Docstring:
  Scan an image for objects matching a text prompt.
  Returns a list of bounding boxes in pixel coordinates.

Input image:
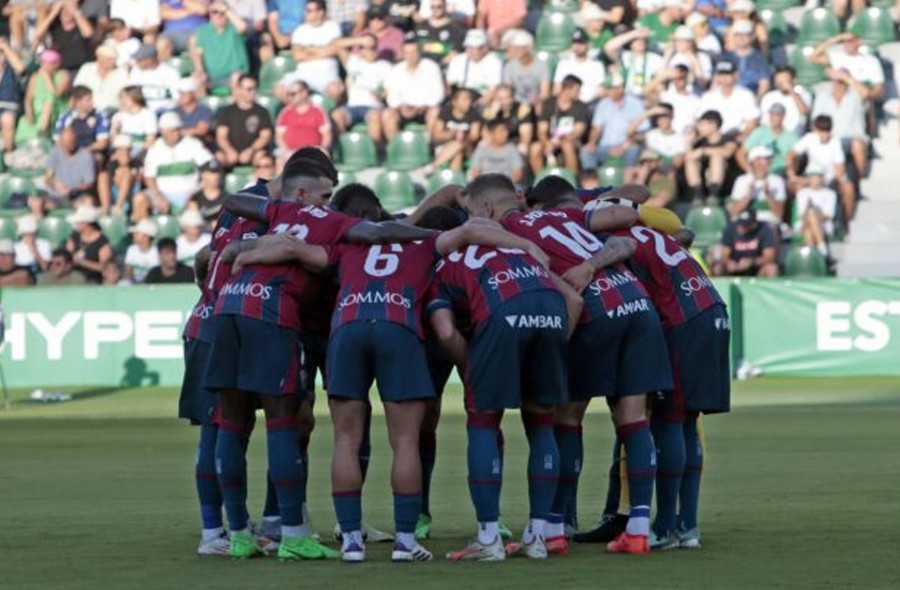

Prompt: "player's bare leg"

[330,397,368,562]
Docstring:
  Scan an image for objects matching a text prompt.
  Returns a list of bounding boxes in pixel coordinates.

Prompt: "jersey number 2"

[630,226,688,267]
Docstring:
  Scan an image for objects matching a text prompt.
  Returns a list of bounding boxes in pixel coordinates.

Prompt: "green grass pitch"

[2,378,899,590]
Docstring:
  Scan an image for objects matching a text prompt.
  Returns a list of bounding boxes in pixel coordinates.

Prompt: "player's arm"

[550,272,584,339]
[232,236,328,274]
[345,220,437,244]
[585,205,639,232]
[430,308,468,370]
[401,184,465,226]
[223,192,269,221]
[194,246,211,286]
[435,220,550,269]
[561,236,638,293]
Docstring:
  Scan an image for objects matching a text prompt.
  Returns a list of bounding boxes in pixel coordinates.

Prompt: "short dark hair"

[52,248,73,263]
[283,147,339,186]
[699,109,723,128]
[157,237,177,253]
[418,206,463,231]
[813,115,832,132]
[331,183,390,221]
[307,0,326,11]
[775,65,795,77]
[485,117,508,132]
[237,73,257,87]
[561,74,583,88]
[526,175,577,208]
[464,174,516,203]
[71,86,92,101]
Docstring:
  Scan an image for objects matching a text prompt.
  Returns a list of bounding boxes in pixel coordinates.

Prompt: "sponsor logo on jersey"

[487,264,549,289]
[715,317,731,331]
[192,304,213,320]
[504,314,563,329]
[680,275,714,296]
[220,282,274,300]
[338,291,412,310]
[588,270,638,295]
[605,298,650,318]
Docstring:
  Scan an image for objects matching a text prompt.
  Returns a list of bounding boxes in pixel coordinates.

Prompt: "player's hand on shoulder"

[561,261,595,294]
[526,243,551,271]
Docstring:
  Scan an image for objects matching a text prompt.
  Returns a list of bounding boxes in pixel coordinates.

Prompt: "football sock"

[478,521,499,545]
[359,402,372,482]
[602,438,623,517]
[419,430,437,517]
[342,530,363,551]
[196,423,223,531]
[333,489,362,534]
[396,531,415,549]
[467,413,503,524]
[522,411,559,523]
[266,416,305,527]
[201,526,224,543]
[549,424,582,528]
[522,519,546,544]
[215,418,250,532]
[394,492,421,535]
[263,474,279,519]
[618,419,655,537]
[651,416,686,536]
[680,413,704,531]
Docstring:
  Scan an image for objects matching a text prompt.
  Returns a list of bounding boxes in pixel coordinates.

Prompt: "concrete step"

[838,261,900,278]
[837,243,900,262]
[852,204,900,224]
[846,223,899,243]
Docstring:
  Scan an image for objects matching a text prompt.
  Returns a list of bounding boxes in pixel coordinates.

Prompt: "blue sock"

[522,411,559,521]
[333,489,362,533]
[394,492,422,534]
[266,417,306,527]
[680,413,703,531]
[263,474,279,518]
[618,419,656,537]
[602,438,623,517]
[419,431,437,517]
[467,414,502,523]
[359,402,372,483]
[215,418,249,531]
[651,416,686,535]
[549,424,582,526]
[196,424,223,530]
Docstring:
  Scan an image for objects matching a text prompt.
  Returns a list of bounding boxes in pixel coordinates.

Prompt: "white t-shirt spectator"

[794,186,837,233]
[143,137,214,208]
[445,52,503,95]
[759,88,812,135]
[176,233,212,265]
[731,172,787,223]
[554,56,606,103]
[14,238,53,269]
[129,63,181,113]
[698,85,760,135]
[660,86,702,135]
[790,133,845,182]
[645,128,686,159]
[620,51,664,97]
[666,51,713,85]
[74,64,129,112]
[124,244,160,283]
[289,20,342,94]
[226,0,267,25]
[697,33,722,56]
[345,54,393,108]
[385,59,446,108]
[114,37,142,68]
[827,48,885,87]
[112,108,159,151]
[110,0,161,32]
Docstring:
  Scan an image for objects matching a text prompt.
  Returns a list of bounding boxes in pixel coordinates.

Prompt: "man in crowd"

[145,237,196,284]
[215,74,273,168]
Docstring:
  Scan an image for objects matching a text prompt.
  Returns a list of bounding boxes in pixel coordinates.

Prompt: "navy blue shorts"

[203,314,306,397]
[301,332,329,395]
[568,298,673,401]
[178,338,218,425]
[465,291,568,412]
[425,337,455,396]
[665,304,731,415]
[327,320,435,403]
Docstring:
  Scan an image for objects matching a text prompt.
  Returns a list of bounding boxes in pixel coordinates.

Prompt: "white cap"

[748,146,773,162]
[728,0,755,12]
[179,208,205,229]
[463,29,488,47]
[0,239,14,255]
[95,42,118,59]
[685,12,707,27]
[129,218,159,237]
[673,26,695,41]
[16,214,39,236]
[510,30,534,48]
[67,205,101,225]
[158,111,183,130]
[664,0,683,7]
[733,19,754,35]
[579,3,605,22]
[177,77,198,94]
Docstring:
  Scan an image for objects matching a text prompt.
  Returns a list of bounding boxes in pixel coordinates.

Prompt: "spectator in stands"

[503,31,549,105]
[740,103,799,176]
[129,44,181,113]
[426,87,480,173]
[276,80,332,156]
[728,146,786,223]
[173,78,213,142]
[66,205,113,284]
[73,44,128,114]
[627,103,684,204]
[251,151,277,181]
[176,208,211,265]
[658,64,701,135]
[722,19,771,98]
[32,1,94,73]
[264,0,305,56]
[810,31,884,103]
[109,135,137,215]
[46,127,97,205]
[110,87,158,211]
[636,0,683,47]
[531,75,589,174]
[794,165,838,257]
[37,249,88,285]
[145,237,195,283]
[663,26,713,90]
[477,0,526,48]
[0,37,26,153]
[553,28,606,105]
[380,34,445,143]
[709,209,779,278]
[124,218,160,283]
[160,0,210,53]
[723,0,768,57]
[587,0,632,28]
[142,111,214,214]
[19,50,71,141]
[812,69,869,180]
[327,0,368,36]
[333,33,392,138]
[685,109,739,206]
[418,0,476,27]
[787,115,855,221]
[109,0,161,38]
[759,66,810,136]
[698,59,759,139]
[693,0,729,36]
[190,1,250,92]
[107,19,142,68]
[186,160,226,225]
[227,0,267,35]
[14,215,52,274]
[604,27,664,99]
[215,74,273,167]
[285,0,343,101]
[685,11,722,56]
[359,4,404,62]
[481,83,534,157]
[583,72,646,170]
[55,86,112,208]
[580,4,615,58]
[414,0,465,65]
[446,29,503,100]
[0,239,36,286]
[469,117,525,184]
[102,259,131,286]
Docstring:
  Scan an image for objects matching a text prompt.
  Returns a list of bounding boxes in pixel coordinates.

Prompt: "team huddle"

[178,146,731,563]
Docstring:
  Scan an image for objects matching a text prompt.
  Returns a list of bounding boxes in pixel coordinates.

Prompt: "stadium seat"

[0,149,6,173]
[536,12,576,52]
[375,170,416,212]
[547,0,580,13]
[38,216,72,248]
[256,94,283,121]
[336,170,357,189]
[797,8,841,46]
[225,166,254,193]
[790,45,827,88]
[98,214,129,251]
[849,7,896,48]
[0,216,17,240]
[310,93,336,113]
[426,168,467,194]
[684,206,728,250]
[598,163,625,187]
[869,0,894,7]
[534,167,577,186]
[783,245,828,276]
[259,55,296,95]
[166,56,193,77]
[337,131,378,172]
[18,136,53,154]
[200,95,232,115]
[0,176,37,206]
[755,0,800,9]
[536,50,560,79]
[386,130,430,171]
[9,167,43,179]
[154,215,181,241]
[759,9,790,47]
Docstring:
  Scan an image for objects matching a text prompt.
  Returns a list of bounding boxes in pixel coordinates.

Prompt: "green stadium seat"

[98,214,129,251]
[684,206,728,250]
[783,245,828,276]
[869,0,894,7]
[759,9,790,47]
[154,215,181,241]
[256,94,284,121]
[166,56,194,77]
[224,168,254,194]
[337,131,378,172]
[755,0,800,9]
[547,0,580,13]
[375,170,416,212]
[536,12,576,52]
[797,8,841,46]
[386,130,430,171]
[200,95,232,115]
[38,216,72,247]
[426,168,467,194]
[0,176,37,206]
[310,93,336,113]
[849,7,896,48]
[536,50,560,79]
[534,167,577,186]
[336,170,357,190]
[0,216,17,240]
[598,163,625,187]
[19,136,53,154]
[259,55,297,95]
[790,45,827,89]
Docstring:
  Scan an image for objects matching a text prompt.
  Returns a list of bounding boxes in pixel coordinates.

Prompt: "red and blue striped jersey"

[501,208,648,323]
[613,226,724,328]
[206,208,271,302]
[328,237,439,338]
[427,245,558,327]
[183,294,214,341]
[215,202,360,330]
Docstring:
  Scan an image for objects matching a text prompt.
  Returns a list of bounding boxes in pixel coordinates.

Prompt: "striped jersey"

[183,295,213,342]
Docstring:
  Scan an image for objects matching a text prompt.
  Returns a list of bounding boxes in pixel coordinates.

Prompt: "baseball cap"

[733,19,754,35]
[134,44,158,61]
[0,239,14,255]
[177,77,199,94]
[748,146,773,162]
[367,4,389,19]
[112,134,133,149]
[67,205,101,225]
[572,28,588,44]
[510,30,534,48]
[16,215,39,236]
[685,12,708,27]
[129,218,159,237]
[179,209,205,229]
[715,60,737,75]
[673,25,695,41]
[158,111,183,130]
[199,160,222,173]
[464,29,488,47]
[737,209,757,225]
[39,49,61,65]
[95,43,118,60]
[768,103,787,115]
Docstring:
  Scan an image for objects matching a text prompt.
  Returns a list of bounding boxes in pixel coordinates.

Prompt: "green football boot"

[278,535,341,561]
[414,514,433,540]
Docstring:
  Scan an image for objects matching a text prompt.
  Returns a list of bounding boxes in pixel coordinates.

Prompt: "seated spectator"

[758,66,811,136]
[469,117,525,184]
[145,237,195,283]
[553,28,606,105]
[658,64,702,135]
[284,0,343,100]
[73,44,128,113]
[794,165,838,257]
[636,1,683,48]
[379,35,445,143]
[264,0,308,55]
[531,75,590,174]
[722,19,771,98]
[55,85,112,208]
[142,111,214,214]
[111,86,159,155]
[446,29,503,100]
[663,26,713,90]
[628,149,678,206]
[333,34,392,138]
[627,104,684,204]
[186,160,227,224]
[685,109,739,206]
[502,31,550,105]
[251,151,277,182]
[0,37,26,152]
[694,0,729,37]
[326,0,367,36]
[190,1,250,92]
[685,12,722,56]
[0,238,36,286]
[37,249,88,285]
[128,44,181,113]
[160,0,210,53]
[604,28,664,99]
[107,18,142,68]
[698,59,760,139]
[426,88,480,173]
[14,215,52,274]
[103,259,131,286]
[173,78,213,142]
[276,80,332,157]
[787,115,855,222]
[17,50,70,142]
[708,209,779,277]
[414,0,465,65]
[740,103,799,176]
[728,146,786,223]
[109,0,161,38]
[580,3,615,60]
[215,74,273,167]
[124,218,160,283]
[812,70,868,180]
[66,205,114,284]
[723,0,769,57]
[358,4,404,62]
[810,31,884,103]
[476,0,526,48]
[226,0,267,38]
[176,209,211,265]
[481,83,534,157]
[32,1,94,73]
[46,127,97,205]
[583,72,646,170]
